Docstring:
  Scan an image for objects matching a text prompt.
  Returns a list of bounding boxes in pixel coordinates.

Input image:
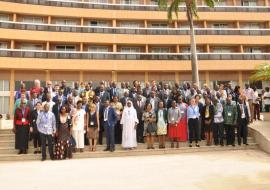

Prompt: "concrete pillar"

[145,72,149,83]
[48,16,51,24]
[236,21,240,28]
[112,71,117,82]
[206,44,210,52]
[176,45,180,53]
[80,43,84,52]
[45,70,50,82]
[46,42,50,51]
[145,44,149,53]
[203,20,207,28]
[12,13,17,22]
[144,20,148,28]
[174,21,178,28]
[9,70,15,116]
[232,0,236,6]
[265,0,269,6]
[239,45,244,53]
[175,72,179,83]
[10,40,15,49]
[113,44,117,52]
[238,71,243,88]
[112,19,117,27]
[80,18,84,26]
[79,71,84,83]
[205,71,210,86]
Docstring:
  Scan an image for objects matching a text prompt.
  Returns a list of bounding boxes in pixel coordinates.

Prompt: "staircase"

[0,129,259,161]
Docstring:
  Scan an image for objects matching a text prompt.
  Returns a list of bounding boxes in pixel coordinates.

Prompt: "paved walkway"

[0,149,269,190]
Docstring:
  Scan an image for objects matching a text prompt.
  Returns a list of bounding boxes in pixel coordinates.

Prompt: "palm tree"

[158,0,217,86]
[250,63,270,82]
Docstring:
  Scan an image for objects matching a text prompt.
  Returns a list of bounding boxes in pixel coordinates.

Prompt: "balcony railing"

[2,0,270,12]
[1,21,269,36]
[0,49,269,60]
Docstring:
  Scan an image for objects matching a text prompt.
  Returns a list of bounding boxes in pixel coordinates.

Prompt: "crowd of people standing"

[12,79,270,161]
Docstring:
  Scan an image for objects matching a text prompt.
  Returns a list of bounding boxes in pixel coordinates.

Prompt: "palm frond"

[249,63,270,82]
[191,0,199,19]
[167,0,181,21]
[204,0,216,8]
[158,0,168,10]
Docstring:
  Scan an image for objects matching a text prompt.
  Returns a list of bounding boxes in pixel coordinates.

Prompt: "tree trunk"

[186,7,200,87]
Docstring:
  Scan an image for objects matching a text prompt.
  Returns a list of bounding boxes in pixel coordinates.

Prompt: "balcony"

[0,49,269,60]
[2,0,270,12]
[0,21,269,35]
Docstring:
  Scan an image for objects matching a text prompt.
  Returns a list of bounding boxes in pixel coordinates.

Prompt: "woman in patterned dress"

[142,103,157,149]
[54,106,72,160]
[156,101,168,149]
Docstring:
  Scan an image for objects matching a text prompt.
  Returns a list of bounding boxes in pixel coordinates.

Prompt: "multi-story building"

[0,0,269,115]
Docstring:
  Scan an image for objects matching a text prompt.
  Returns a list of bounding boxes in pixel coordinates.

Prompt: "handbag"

[147,122,157,133]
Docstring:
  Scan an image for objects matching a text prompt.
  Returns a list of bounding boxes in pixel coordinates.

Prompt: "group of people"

[12,79,270,161]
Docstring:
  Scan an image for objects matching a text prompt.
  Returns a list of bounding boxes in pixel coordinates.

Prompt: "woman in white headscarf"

[120,100,139,150]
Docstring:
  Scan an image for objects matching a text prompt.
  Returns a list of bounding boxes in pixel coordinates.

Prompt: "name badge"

[228,112,232,117]
[181,111,184,114]
[90,122,94,125]
[44,125,48,128]
[192,116,196,119]
[22,118,26,123]
[171,117,175,121]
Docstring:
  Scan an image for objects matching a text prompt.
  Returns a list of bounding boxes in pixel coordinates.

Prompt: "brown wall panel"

[0,70,11,80]
[83,72,112,82]
[117,72,144,82]
[50,71,79,81]
[14,70,46,81]
[209,72,238,81]
[148,72,175,81]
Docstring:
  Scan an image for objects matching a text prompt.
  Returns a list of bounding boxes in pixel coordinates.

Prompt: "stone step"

[0,138,256,154]
[0,136,256,149]
[0,134,15,141]
[0,130,13,135]
[0,143,258,162]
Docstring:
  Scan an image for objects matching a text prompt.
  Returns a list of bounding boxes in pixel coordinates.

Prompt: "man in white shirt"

[242,84,255,122]
[264,87,270,112]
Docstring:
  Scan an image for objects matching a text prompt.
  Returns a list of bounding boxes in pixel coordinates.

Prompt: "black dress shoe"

[34,151,38,154]
[23,150,27,154]
[18,150,23,155]
[103,148,110,151]
[245,143,249,146]
[41,158,46,161]
[196,144,200,147]
[110,148,115,152]
[189,144,192,147]
[232,144,235,147]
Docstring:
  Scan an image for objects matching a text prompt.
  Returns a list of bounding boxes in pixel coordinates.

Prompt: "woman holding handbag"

[142,103,157,149]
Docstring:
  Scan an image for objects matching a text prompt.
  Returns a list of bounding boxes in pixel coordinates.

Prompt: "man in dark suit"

[98,84,110,103]
[162,93,172,109]
[133,95,145,143]
[52,97,62,125]
[52,89,66,106]
[60,80,72,97]
[109,81,120,100]
[42,81,53,102]
[142,82,151,98]
[103,100,118,152]
[237,97,250,146]
[120,91,132,107]
[146,91,160,112]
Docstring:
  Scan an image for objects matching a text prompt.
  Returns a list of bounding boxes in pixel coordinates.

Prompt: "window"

[121,0,139,4]
[20,44,43,50]
[120,22,140,28]
[181,47,202,53]
[243,23,261,29]
[0,42,8,49]
[245,47,262,53]
[121,47,140,53]
[151,47,170,53]
[0,14,9,21]
[88,0,108,3]
[216,0,226,6]
[22,16,44,24]
[151,23,168,28]
[55,19,77,26]
[242,0,257,6]
[212,48,232,53]
[212,23,229,28]
[89,20,108,27]
[88,46,109,52]
[55,45,76,51]
[0,80,10,114]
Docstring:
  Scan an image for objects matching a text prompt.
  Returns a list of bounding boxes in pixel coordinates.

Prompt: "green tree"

[250,63,270,82]
[158,0,217,86]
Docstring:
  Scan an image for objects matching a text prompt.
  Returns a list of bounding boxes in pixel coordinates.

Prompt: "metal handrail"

[2,0,270,12]
[0,21,269,35]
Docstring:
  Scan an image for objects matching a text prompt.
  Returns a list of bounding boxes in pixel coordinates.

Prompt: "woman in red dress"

[177,96,188,142]
[168,100,181,148]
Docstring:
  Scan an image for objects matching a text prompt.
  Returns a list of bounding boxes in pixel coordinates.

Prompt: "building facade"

[0,0,269,114]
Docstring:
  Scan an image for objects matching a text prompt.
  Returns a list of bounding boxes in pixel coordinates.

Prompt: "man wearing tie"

[133,95,145,143]
[237,97,250,146]
[99,84,110,103]
[109,81,119,100]
[103,100,118,152]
